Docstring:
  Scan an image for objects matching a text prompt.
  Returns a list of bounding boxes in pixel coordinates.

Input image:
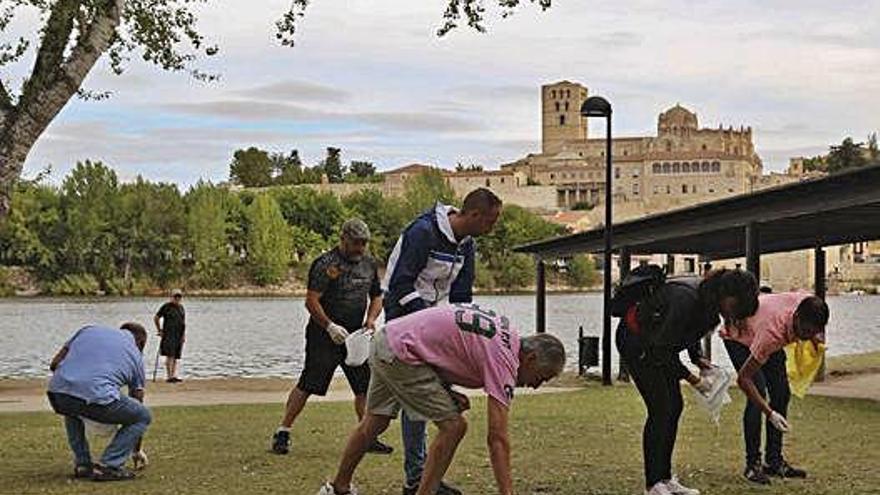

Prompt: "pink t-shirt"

[385,303,521,407]
[721,292,811,363]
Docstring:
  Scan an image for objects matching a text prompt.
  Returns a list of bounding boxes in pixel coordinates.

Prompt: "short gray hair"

[520,333,566,376]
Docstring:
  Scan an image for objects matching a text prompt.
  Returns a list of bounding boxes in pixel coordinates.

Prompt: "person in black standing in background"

[154,289,186,383]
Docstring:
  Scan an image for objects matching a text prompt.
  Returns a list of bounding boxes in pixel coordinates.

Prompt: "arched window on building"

[559,115,566,125]
[662,162,671,173]
[565,101,569,111]
[666,141,673,152]
[614,167,621,179]
[672,162,681,173]
[692,161,700,171]
[712,161,721,172]
[566,89,571,98]
[682,163,690,173]
[702,144,707,151]
[652,162,661,174]
[551,90,556,98]
[550,173,555,179]
[702,161,711,172]
[691,185,697,193]
[555,102,560,111]
[682,184,688,194]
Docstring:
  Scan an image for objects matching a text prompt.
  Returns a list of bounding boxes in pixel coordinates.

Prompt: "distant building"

[503,80,765,212]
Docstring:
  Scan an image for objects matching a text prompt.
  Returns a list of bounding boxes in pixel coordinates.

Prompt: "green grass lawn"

[1,385,877,495]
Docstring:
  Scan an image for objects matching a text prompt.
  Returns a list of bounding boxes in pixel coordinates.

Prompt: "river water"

[1,294,877,378]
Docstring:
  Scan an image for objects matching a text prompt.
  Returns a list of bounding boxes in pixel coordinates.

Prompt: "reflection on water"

[0,294,877,378]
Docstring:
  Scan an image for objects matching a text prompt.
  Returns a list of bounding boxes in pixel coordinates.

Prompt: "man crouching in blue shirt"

[47,323,151,481]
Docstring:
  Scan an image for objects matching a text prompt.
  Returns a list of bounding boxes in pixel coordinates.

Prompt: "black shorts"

[296,324,370,396]
[160,333,184,359]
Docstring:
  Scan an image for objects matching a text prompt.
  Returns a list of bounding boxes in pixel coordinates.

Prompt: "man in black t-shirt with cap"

[154,289,186,383]
[270,218,392,456]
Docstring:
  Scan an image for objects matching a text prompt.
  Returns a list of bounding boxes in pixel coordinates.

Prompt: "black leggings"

[723,339,790,467]
[616,324,684,488]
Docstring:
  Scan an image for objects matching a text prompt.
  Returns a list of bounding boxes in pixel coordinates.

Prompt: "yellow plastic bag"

[785,340,826,399]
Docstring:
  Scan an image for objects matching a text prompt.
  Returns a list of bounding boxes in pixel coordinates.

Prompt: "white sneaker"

[645,482,674,495]
[316,482,358,495]
[663,477,700,495]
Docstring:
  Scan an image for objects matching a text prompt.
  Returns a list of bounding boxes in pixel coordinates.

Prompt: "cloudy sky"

[9,0,880,186]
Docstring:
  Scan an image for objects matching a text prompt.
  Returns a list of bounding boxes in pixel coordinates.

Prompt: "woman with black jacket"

[616,268,759,495]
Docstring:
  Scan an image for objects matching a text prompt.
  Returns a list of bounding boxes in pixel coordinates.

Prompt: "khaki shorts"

[366,328,460,422]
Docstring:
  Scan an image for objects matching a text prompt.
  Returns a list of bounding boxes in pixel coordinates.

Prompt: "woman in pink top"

[722,292,829,485]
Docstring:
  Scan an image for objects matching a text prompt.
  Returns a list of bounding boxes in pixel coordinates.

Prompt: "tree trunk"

[0,0,123,218]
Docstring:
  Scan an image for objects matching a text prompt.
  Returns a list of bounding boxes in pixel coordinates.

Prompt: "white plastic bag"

[690,366,733,424]
[344,328,373,367]
[81,417,118,437]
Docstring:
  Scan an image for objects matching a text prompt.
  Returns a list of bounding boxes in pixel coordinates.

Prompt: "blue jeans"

[401,410,427,486]
[47,392,152,468]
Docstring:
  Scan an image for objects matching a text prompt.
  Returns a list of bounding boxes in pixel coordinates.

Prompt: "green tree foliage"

[826,138,868,173]
[186,182,233,288]
[321,147,345,183]
[270,187,347,239]
[402,168,457,217]
[0,161,571,292]
[343,189,409,260]
[478,205,564,289]
[0,180,60,275]
[246,194,292,285]
[867,133,879,163]
[350,161,376,178]
[566,254,598,288]
[272,150,305,185]
[58,161,121,288]
[118,177,186,289]
[230,147,274,187]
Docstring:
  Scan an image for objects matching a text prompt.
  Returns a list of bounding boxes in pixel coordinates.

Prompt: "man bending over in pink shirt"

[721,292,829,485]
[317,303,566,495]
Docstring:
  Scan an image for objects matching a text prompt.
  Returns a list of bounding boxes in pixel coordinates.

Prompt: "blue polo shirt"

[48,325,146,405]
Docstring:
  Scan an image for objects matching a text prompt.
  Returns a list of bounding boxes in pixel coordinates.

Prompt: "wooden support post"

[536,258,546,334]
[815,246,827,381]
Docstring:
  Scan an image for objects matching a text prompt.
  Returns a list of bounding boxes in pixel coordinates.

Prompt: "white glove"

[693,376,713,395]
[326,322,349,345]
[768,411,790,432]
[132,449,149,470]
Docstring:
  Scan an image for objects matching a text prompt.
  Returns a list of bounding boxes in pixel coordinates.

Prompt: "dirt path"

[809,373,880,402]
[0,377,577,413]
[3,371,877,414]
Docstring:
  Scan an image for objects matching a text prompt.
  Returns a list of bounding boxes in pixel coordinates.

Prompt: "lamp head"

[581,96,612,117]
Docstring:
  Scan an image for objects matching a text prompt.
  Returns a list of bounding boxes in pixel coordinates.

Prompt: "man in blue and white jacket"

[383,187,502,495]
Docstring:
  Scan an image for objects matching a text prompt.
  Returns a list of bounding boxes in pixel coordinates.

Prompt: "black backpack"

[610,264,667,318]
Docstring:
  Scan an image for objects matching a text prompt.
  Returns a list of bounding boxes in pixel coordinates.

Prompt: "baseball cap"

[341,218,371,241]
[171,288,183,297]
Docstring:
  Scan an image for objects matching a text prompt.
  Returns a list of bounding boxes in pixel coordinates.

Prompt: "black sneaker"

[366,439,394,455]
[744,462,772,485]
[73,464,94,479]
[765,460,807,479]
[437,481,462,495]
[271,430,290,455]
[92,464,136,482]
[402,480,461,495]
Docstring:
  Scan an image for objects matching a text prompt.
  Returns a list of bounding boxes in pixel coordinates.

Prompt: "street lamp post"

[580,96,613,386]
